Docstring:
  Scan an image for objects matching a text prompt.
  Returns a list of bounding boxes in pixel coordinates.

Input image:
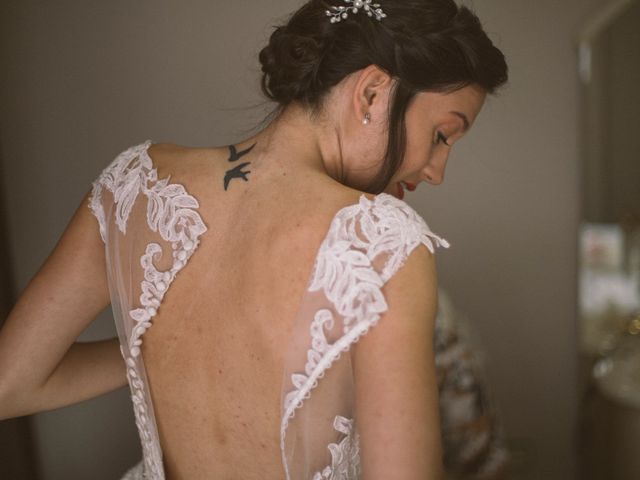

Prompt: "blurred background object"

[576,0,640,478]
[435,288,510,480]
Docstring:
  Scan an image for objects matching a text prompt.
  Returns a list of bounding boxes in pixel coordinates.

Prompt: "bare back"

[141,141,365,478]
[89,139,449,480]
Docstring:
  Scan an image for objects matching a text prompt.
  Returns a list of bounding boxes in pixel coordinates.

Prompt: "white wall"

[0,1,610,478]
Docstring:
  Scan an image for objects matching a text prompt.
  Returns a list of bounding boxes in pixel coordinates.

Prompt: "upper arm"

[0,188,111,395]
[352,243,444,480]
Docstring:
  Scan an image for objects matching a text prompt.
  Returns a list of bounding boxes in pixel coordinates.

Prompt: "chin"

[384,181,405,200]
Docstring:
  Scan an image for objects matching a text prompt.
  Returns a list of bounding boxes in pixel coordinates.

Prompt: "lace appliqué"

[89,141,153,243]
[89,141,208,480]
[122,350,163,479]
[312,416,361,480]
[127,171,206,356]
[281,193,450,480]
[89,140,207,357]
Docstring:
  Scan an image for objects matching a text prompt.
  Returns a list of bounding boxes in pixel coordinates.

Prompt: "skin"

[0,63,487,479]
[223,144,255,190]
[384,80,487,189]
[221,64,486,197]
[329,64,487,193]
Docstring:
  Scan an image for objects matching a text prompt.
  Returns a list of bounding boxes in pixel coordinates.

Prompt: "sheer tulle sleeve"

[279,193,450,479]
[87,141,208,480]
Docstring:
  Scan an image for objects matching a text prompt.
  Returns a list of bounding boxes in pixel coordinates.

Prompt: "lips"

[394,181,417,200]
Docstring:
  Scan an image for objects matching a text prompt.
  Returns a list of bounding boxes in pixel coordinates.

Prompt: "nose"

[421,151,449,185]
[422,171,443,185]
[422,148,451,185]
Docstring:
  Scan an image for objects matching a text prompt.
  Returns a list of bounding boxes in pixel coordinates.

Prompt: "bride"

[0,0,508,478]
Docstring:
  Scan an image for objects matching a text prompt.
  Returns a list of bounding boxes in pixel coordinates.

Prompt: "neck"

[238,102,346,184]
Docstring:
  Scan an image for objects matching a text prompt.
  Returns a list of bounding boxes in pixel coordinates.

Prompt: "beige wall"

[582,0,640,223]
[0,1,610,478]
[0,141,38,480]
[606,1,640,222]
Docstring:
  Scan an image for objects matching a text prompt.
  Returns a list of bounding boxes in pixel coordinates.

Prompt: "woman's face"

[370,84,487,199]
[386,84,487,198]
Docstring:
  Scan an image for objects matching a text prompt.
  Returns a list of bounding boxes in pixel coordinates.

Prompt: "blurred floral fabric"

[435,288,510,480]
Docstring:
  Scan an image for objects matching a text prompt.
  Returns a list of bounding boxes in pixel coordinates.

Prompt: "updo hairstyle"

[258,0,508,193]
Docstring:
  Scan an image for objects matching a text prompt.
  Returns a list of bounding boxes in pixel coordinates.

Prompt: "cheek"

[405,132,434,168]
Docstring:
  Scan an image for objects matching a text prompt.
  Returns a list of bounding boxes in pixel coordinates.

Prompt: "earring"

[362,112,371,125]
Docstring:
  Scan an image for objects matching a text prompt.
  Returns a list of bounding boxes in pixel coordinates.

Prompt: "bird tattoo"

[224,162,251,191]
[228,143,256,162]
[223,143,256,191]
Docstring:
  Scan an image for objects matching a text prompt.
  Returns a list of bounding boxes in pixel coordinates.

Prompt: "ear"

[352,64,394,122]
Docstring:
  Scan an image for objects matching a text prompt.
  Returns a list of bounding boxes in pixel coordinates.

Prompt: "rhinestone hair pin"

[325,0,387,23]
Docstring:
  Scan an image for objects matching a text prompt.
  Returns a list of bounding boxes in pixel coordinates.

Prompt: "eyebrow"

[451,111,470,132]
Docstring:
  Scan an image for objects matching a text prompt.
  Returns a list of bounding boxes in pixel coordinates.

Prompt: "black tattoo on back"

[223,143,256,191]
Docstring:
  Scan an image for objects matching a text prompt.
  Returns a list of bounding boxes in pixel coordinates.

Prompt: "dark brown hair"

[258,0,508,193]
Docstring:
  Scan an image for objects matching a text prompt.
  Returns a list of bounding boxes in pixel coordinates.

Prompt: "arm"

[0,189,128,420]
[353,243,444,480]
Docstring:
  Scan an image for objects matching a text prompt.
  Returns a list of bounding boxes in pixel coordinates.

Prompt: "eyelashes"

[436,131,450,146]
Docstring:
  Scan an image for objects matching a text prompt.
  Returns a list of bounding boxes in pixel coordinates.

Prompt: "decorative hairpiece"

[325,0,387,24]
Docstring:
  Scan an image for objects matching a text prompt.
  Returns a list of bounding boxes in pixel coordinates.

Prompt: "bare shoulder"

[146,142,229,165]
[385,241,438,316]
[145,142,231,182]
[351,239,442,478]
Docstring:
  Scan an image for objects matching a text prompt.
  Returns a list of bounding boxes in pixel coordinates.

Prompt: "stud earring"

[362,112,371,125]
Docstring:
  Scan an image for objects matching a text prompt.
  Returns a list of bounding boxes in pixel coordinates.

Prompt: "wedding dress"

[88,140,450,480]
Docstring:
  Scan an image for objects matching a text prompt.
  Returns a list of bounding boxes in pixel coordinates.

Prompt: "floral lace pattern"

[281,193,450,480]
[89,140,208,480]
[89,140,207,357]
[312,416,361,480]
[89,141,153,241]
[90,143,449,480]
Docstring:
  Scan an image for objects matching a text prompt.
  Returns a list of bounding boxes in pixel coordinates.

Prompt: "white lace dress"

[88,141,450,480]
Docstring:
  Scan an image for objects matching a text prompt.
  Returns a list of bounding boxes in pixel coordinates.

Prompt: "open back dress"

[88,140,450,479]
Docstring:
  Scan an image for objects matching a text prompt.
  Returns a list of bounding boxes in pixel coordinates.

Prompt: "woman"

[0,0,507,478]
